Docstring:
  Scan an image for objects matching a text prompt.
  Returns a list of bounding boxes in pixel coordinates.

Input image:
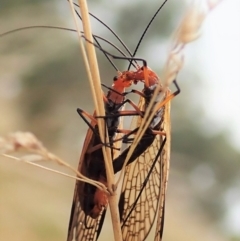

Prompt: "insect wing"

[119,91,171,241]
[67,126,105,241]
[67,192,106,241]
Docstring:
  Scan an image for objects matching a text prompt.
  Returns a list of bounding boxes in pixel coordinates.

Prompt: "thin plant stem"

[68,1,123,240]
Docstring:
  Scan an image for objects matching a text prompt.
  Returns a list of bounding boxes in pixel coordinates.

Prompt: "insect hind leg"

[76,108,119,152]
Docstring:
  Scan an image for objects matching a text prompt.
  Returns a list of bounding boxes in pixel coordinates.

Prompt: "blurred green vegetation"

[0,1,239,241]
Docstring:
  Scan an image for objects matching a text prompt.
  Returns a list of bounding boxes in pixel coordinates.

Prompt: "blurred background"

[0,0,239,241]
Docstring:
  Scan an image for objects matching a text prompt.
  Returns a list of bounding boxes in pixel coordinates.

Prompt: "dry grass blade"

[2,153,101,183]
[68,0,114,190]
[68,1,122,241]
[0,132,107,191]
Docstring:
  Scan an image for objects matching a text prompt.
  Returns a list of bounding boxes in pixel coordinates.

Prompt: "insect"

[82,10,179,241]
[93,52,180,241]
[67,71,141,241]
[113,64,180,241]
[69,0,178,240]
[87,1,180,239]
[65,6,162,241]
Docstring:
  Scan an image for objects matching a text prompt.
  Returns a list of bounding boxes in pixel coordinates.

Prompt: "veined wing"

[119,91,171,241]
[67,127,106,241]
[67,108,124,241]
[68,194,106,241]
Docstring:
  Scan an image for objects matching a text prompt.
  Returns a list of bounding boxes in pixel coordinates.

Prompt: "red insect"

[67,0,177,240]
[67,72,143,240]
[112,63,180,241]
[88,41,180,241]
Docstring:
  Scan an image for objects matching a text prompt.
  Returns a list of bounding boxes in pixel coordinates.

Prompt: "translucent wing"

[67,110,124,241]
[119,91,171,241]
[67,128,106,241]
[67,190,106,241]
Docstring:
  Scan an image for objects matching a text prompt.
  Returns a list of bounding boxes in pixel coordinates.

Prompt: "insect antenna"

[72,1,139,68]
[0,6,140,71]
[127,0,169,70]
[0,25,136,71]
[76,108,120,151]
[0,26,76,37]
[72,6,117,70]
[82,36,148,69]
[91,36,134,68]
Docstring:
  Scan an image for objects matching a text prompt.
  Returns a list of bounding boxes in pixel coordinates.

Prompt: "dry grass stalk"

[68,0,122,240]
[0,132,107,191]
[75,0,114,191]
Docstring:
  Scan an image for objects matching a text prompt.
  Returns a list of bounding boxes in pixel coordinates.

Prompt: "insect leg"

[76,108,119,151]
[155,80,181,111]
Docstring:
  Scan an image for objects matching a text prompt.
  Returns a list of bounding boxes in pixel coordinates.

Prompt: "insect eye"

[113,76,118,81]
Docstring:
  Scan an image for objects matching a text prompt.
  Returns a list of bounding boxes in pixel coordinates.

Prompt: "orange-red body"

[123,66,159,86]
[77,74,133,219]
